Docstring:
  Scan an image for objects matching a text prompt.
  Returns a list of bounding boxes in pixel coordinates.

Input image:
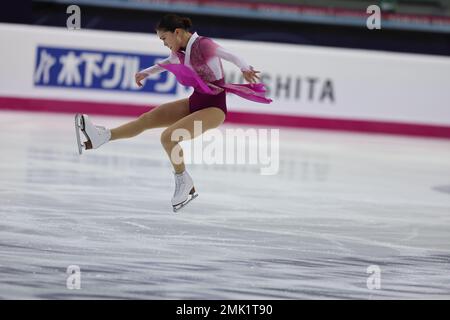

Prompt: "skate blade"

[173,193,198,213]
[74,114,84,155]
[74,114,92,154]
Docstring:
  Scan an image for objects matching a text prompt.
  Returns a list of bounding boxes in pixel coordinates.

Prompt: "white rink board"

[0,23,450,126]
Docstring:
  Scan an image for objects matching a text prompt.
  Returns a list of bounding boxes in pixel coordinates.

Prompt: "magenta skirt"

[189,79,227,115]
[157,63,272,111]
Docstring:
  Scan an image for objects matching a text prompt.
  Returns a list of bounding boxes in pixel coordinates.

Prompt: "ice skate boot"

[171,170,198,212]
[75,114,111,155]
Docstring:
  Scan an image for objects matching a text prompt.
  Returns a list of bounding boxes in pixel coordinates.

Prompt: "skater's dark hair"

[156,14,192,32]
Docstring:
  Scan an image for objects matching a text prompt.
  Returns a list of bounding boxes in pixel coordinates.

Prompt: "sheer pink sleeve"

[140,52,179,76]
[200,38,252,72]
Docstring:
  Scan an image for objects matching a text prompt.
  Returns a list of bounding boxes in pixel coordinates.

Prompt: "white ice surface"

[0,110,449,299]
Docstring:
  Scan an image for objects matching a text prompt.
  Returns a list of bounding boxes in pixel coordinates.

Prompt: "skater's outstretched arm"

[135,52,179,87]
[215,46,251,72]
[212,44,261,84]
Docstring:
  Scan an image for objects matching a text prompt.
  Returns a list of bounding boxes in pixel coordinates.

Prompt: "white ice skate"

[172,170,198,212]
[75,114,111,155]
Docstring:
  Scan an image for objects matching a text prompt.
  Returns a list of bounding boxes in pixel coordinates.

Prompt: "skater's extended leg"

[160,107,225,211]
[160,107,226,174]
[110,98,190,140]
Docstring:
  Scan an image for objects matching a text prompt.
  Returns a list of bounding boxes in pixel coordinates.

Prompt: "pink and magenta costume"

[141,32,272,115]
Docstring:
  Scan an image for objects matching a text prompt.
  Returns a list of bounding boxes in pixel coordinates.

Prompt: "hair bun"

[182,17,192,29]
[156,14,192,32]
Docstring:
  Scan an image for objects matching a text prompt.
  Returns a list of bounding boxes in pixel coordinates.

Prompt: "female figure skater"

[75,14,272,212]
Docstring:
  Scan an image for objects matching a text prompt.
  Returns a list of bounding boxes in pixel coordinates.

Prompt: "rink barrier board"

[1,24,449,133]
[1,96,449,139]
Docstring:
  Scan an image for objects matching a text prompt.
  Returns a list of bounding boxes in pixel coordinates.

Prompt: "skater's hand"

[242,67,260,84]
[135,72,148,87]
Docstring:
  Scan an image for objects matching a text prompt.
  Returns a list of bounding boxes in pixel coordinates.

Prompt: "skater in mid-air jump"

[75,14,272,212]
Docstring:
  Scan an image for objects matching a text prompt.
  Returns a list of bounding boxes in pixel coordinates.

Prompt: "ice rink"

[1,110,449,299]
